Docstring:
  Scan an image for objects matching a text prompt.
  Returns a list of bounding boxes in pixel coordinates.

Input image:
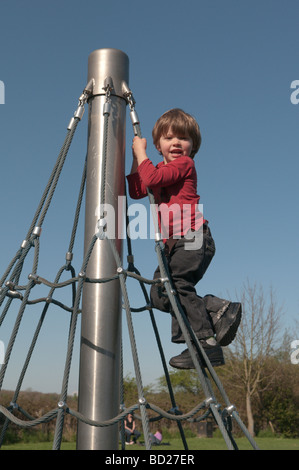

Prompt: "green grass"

[1,437,299,450]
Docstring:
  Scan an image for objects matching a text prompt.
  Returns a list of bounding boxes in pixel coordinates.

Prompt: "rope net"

[0,84,259,451]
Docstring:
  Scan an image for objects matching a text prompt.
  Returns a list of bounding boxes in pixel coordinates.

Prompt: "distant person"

[124,413,141,444]
[127,108,242,369]
[149,429,163,445]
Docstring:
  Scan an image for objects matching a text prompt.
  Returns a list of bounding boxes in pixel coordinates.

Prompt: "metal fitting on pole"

[130,109,140,126]
[103,101,111,115]
[103,77,113,115]
[96,217,107,240]
[122,82,141,136]
[68,80,95,130]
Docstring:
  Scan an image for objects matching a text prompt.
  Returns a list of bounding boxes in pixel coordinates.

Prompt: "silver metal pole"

[77,49,129,450]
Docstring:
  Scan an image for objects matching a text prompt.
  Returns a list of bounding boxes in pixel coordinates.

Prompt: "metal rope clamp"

[122,83,140,134]
[103,77,113,116]
[68,79,94,130]
[222,405,236,418]
[96,217,107,240]
[4,281,23,300]
[28,273,42,285]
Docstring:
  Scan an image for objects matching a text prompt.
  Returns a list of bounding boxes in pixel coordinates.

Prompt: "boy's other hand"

[132,136,148,164]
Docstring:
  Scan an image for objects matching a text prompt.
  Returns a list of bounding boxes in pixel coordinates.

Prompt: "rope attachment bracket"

[122,81,140,135]
[68,78,95,130]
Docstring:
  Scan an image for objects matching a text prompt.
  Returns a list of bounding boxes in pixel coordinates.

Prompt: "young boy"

[126,109,241,369]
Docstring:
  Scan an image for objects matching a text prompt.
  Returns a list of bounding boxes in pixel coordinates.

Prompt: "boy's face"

[157,128,193,164]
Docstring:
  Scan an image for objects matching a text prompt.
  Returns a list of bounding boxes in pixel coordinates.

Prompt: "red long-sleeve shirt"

[126,156,204,241]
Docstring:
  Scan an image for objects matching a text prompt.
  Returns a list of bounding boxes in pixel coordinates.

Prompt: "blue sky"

[0,0,298,394]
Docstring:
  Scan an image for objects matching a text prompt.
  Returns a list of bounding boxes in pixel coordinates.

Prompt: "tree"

[257,358,299,437]
[225,281,283,436]
[156,369,202,395]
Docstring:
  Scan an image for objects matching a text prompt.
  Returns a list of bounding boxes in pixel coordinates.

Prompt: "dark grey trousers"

[150,225,228,343]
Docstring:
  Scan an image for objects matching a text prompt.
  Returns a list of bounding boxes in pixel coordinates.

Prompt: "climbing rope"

[0,82,259,451]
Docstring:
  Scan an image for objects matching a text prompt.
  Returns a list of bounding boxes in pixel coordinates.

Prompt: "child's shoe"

[169,338,224,369]
[213,302,242,346]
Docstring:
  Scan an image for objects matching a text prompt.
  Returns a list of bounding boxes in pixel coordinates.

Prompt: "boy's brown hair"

[152,108,202,158]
